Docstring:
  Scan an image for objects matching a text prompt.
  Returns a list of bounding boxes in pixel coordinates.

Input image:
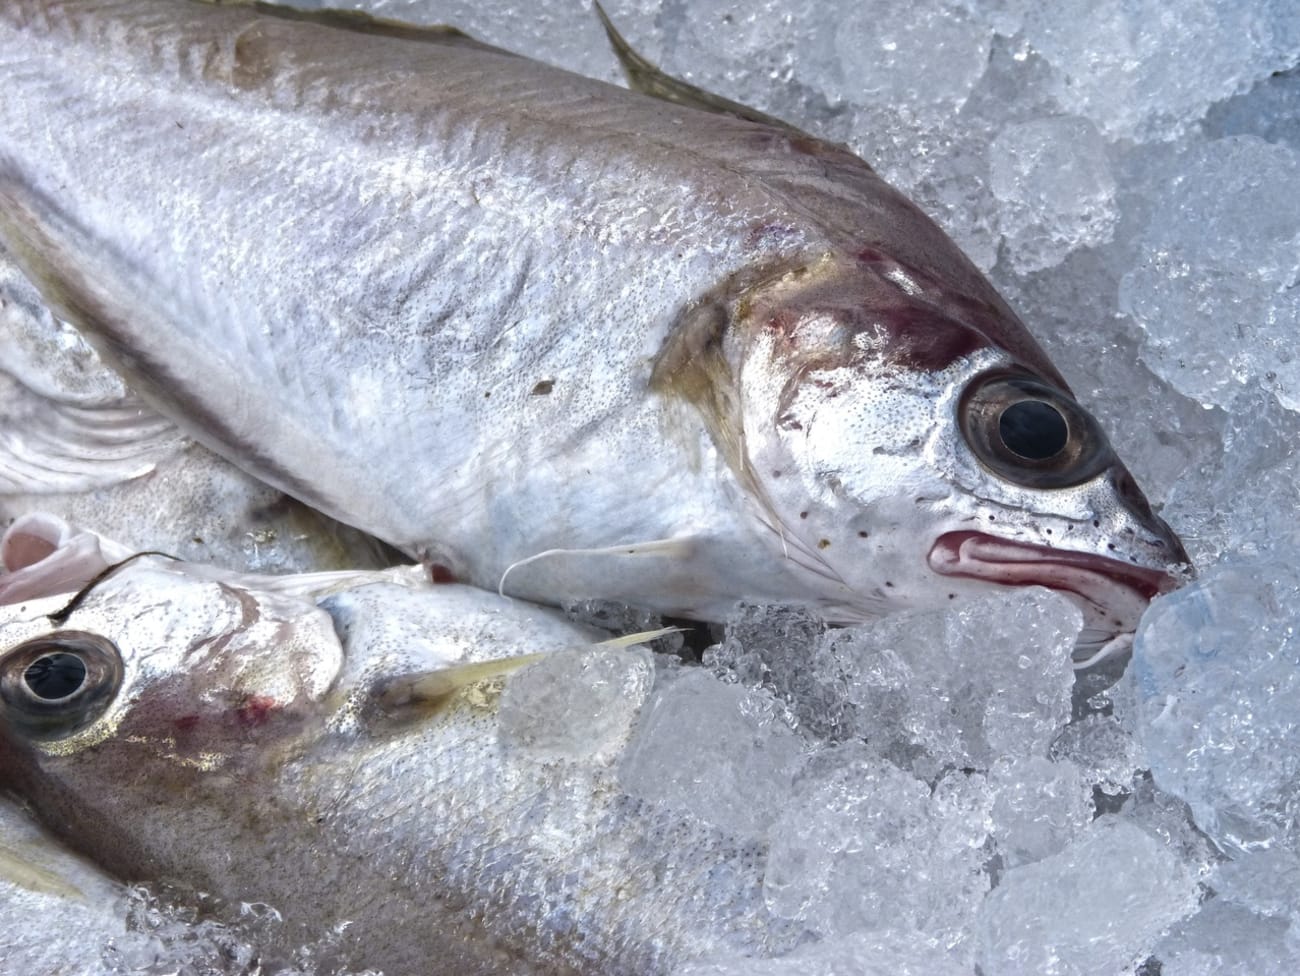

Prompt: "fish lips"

[927,530,1187,653]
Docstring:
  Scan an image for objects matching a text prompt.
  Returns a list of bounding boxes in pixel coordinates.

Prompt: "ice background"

[2,0,1300,972]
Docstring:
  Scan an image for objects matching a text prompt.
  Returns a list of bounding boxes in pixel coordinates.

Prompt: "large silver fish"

[0,515,797,974]
[0,0,1186,650]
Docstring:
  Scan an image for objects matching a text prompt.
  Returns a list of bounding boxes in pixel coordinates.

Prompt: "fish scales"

[0,0,1185,640]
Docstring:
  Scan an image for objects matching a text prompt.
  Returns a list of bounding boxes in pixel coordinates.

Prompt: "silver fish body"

[0,0,1185,645]
[0,516,797,974]
[0,237,404,575]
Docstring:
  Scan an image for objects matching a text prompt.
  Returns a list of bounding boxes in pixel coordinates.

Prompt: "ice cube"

[1049,713,1143,797]
[1204,66,1300,150]
[977,815,1200,975]
[1160,387,1300,563]
[833,588,1079,774]
[829,0,992,124]
[1018,0,1300,140]
[764,746,991,949]
[989,115,1117,273]
[987,755,1093,869]
[498,645,654,764]
[672,927,970,975]
[617,668,805,835]
[1154,899,1297,976]
[1118,136,1300,412]
[1132,556,1300,853]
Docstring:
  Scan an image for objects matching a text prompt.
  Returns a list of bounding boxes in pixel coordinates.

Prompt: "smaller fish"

[0,515,796,975]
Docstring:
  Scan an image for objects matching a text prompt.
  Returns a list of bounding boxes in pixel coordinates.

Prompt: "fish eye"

[0,632,122,740]
[959,372,1114,489]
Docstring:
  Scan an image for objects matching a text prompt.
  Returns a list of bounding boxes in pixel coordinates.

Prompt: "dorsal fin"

[593,1,803,134]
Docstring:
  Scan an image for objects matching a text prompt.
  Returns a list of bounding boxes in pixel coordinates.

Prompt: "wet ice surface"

[3,0,1300,972]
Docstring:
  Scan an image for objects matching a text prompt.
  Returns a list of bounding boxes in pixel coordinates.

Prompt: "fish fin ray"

[0,382,184,494]
[593,1,803,134]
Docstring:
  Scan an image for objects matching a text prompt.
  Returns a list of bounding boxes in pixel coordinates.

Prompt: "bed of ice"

[3,0,1300,973]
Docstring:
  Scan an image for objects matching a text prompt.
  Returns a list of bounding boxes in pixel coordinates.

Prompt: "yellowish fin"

[0,842,85,901]
[372,628,675,719]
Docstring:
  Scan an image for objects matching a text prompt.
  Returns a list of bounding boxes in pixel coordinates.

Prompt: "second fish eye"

[959,372,1114,490]
[0,632,123,740]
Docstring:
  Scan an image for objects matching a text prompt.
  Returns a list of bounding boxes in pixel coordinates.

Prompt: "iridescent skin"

[0,0,1185,645]
[0,519,798,974]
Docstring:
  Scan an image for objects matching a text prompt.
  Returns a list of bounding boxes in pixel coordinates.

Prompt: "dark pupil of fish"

[23,652,88,701]
[999,400,1068,461]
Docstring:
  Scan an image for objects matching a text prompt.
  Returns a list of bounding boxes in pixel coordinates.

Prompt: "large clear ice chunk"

[977,816,1200,975]
[1133,556,1300,853]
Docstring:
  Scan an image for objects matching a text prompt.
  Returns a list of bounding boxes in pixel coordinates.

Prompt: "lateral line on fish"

[496,538,694,599]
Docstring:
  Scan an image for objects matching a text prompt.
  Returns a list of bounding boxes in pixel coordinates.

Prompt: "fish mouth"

[927,531,1180,653]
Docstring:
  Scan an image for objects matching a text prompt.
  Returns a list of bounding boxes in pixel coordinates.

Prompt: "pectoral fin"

[0,379,183,495]
[371,629,675,720]
[0,842,85,900]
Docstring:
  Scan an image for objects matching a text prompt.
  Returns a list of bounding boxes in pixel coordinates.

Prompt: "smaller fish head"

[726,256,1189,651]
[0,520,342,871]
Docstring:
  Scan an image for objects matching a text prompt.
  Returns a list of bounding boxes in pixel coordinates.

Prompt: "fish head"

[0,516,341,872]
[685,252,1189,653]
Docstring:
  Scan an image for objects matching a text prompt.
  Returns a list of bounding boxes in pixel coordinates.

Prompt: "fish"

[0,0,1187,653]
[0,240,401,574]
[0,514,800,975]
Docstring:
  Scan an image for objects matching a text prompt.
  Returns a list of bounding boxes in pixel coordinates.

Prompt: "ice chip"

[989,116,1117,272]
[498,645,654,764]
[1133,556,1300,853]
[618,668,805,835]
[1018,0,1300,140]
[834,587,1079,774]
[764,747,990,947]
[977,816,1200,975]
[1154,899,1297,976]
[988,756,1093,869]
[1119,136,1300,411]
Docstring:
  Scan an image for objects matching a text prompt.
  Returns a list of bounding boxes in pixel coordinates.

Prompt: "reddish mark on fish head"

[235,695,277,728]
[173,714,201,733]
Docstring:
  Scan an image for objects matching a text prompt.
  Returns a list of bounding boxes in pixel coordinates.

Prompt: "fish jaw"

[927,530,1180,650]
